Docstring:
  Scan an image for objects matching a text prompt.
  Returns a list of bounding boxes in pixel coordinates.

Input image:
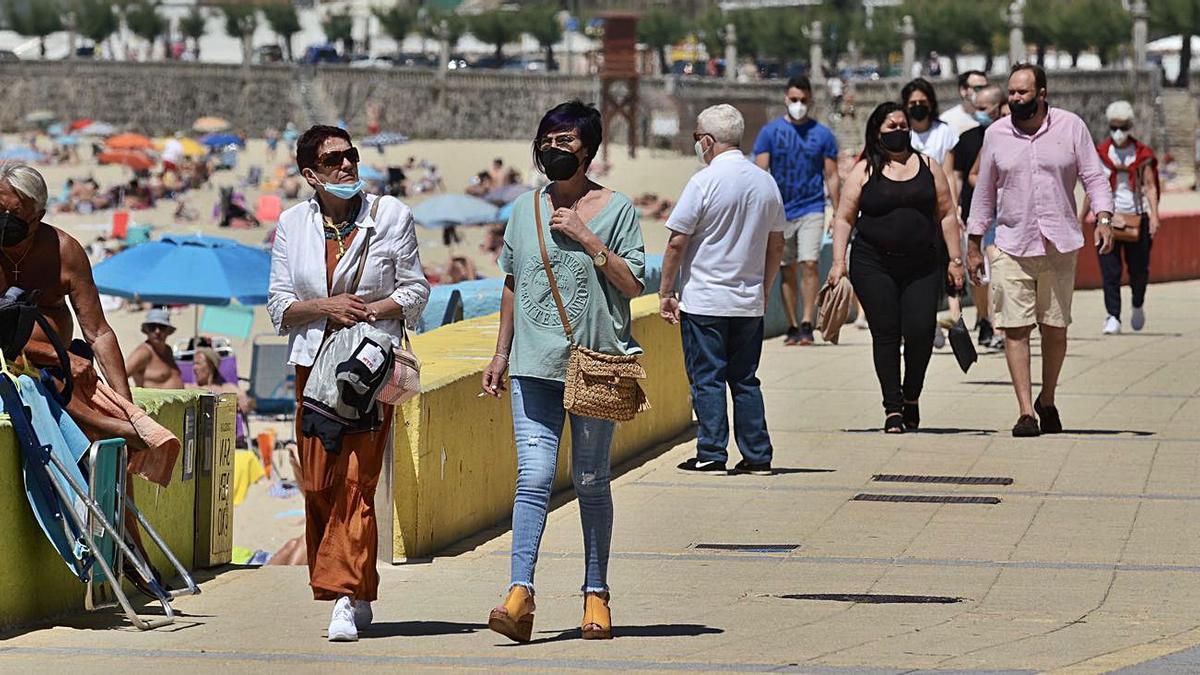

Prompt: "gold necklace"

[0,240,33,283]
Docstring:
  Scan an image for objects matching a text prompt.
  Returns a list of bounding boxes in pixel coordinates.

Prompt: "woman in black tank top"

[826,102,966,433]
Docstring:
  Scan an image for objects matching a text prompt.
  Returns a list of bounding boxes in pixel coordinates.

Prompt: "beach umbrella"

[52,135,78,146]
[193,116,231,133]
[68,118,93,131]
[46,123,65,136]
[92,234,270,306]
[358,165,386,182]
[361,132,409,148]
[411,194,499,228]
[96,149,155,171]
[200,133,243,148]
[484,184,531,206]
[0,147,43,162]
[153,136,206,157]
[105,133,154,151]
[497,200,516,223]
[23,110,55,124]
[76,122,117,137]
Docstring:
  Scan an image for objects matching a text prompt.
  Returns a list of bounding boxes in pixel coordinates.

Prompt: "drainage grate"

[776,593,964,604]
[872,474,1014,486]
[691,543,799,553]
[852,493,1001,505]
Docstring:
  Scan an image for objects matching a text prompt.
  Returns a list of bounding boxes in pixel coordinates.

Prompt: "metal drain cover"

[776,593,964,604]
[872,474,1014,486]
[852,493,1001,505]
[691,543,799,553]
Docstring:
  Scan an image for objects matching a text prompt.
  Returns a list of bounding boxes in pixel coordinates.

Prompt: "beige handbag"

[534,190,648,422]
[352,196,421,406]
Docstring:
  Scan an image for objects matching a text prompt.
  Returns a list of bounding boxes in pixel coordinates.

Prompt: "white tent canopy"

[1147,35,1200,54]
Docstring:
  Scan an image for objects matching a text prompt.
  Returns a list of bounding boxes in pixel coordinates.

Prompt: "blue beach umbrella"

[0,147,43,162]
[497,200,516,223]
[92,234,270,306]
[200,133,244,148]
[358,165,386,182]
[361,132,408,147]
[411,193,499,228]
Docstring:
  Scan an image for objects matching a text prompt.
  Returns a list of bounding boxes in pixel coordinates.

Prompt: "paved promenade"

[2,281,1198,674]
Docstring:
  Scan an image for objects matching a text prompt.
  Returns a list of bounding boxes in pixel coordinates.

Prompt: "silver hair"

[697,104,745,146]
[977,85,1004,106]
[0,163,48,212]
[1106,100,1135,123]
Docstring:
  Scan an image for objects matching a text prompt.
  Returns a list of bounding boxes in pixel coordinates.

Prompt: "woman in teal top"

[482,101,646,643]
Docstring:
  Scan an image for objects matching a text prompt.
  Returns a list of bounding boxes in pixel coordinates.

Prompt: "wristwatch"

[949,257,964,266]
[1098,214,1113,227]
[591,248,608,268]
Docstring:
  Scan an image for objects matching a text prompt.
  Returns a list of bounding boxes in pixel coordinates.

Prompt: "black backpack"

[0,288,73,404]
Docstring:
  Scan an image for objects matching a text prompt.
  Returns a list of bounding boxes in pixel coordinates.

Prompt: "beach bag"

[533,190,648,422]
[353,196,421,406]
[0,288,73,404]
[1112,213,1143,244]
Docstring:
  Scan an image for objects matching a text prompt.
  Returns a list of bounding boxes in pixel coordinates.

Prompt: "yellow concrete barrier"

[0,389,226,630]
[389,294,693,561]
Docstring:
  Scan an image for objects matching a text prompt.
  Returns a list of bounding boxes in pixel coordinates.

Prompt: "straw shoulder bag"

[534,190,648,422]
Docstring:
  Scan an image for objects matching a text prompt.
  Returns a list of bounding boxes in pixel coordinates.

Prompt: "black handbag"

[947,317,978,373]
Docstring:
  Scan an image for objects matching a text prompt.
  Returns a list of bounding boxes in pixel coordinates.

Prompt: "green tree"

[262,3,301,61]
[1027,0,1127,68]
[74,0,119,55]
[852,7,904,68]
[419,8,466,53]
[374,4,417,55]
[469,10,520,65]
[125,0,167,60]
[6,0,65,59]
[217,3,257,65]
[323,11,355,55]
[522,5,562,71]
[1150,0,1199,86]
[178,6,206,60]
[903,0,1006,74]
[638,8,687,74]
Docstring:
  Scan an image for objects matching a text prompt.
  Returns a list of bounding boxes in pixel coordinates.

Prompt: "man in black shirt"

[955,85,1004,347]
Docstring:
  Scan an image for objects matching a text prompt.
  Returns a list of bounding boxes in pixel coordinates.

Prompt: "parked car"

[502,57,548,72]
[394,53,437,68]
[301,44,341,65]
[349,55,395,69]
[0,50,19,63]
[255,45,284,64]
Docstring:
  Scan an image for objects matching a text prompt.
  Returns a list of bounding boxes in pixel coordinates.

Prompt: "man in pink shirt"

[967,63,1115,437]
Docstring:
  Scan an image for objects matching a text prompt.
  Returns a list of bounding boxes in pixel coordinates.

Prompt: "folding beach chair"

[0,369,199,630]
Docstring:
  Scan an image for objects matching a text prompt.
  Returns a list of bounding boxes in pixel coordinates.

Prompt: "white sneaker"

[854,315,869,330]
[1103,315,1121,335]
[354,600,373,629]
[328,596,358,642]
[1131,306,1146,331]
[933,326,946,349]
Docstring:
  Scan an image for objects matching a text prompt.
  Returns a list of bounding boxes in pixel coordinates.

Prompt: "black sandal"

[884,413,905,434]
[903,401,920,431]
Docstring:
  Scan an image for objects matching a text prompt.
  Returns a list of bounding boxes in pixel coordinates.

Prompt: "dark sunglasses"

[316,147,360,169]
[1110,123,1132,132]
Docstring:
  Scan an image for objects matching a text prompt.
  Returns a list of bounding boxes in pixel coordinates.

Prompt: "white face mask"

[787,101,808,121]
[1110,129,1130,146]
[694,138,709,165]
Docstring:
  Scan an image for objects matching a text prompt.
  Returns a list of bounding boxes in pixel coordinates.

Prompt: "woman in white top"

[267,125,429,644]
[902,78,958,201]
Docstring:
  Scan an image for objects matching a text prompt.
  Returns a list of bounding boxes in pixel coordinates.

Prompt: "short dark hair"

[958,70,986,89]
[533,100,603,173]
[786,75,812,93]
[900,77,940,119]
[1010,62,1047,92]
[296,125,351,173]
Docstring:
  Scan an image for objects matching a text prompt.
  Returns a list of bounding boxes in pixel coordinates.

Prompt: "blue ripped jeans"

[509,376,616,594]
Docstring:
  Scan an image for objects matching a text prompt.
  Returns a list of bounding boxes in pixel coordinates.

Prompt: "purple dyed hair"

[532,100,602,174]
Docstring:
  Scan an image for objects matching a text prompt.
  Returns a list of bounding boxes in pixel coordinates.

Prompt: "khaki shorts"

[782,212,826,265]
[989,243,1079,329]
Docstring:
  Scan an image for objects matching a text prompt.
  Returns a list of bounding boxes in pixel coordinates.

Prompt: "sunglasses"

[316,147,360,169]
[1110,123,1132,132]
[537,134,579,150]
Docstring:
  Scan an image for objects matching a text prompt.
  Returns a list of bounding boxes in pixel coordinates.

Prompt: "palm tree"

[262,3,301,61]
[124,0,167,61]
[218,3,257,65]
[178,6,206,60]
[522,5,562,71]
[469,10,520,66]
[638,8,687,75]
[6,0,65,59]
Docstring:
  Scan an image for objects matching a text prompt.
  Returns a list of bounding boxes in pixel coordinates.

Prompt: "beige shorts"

[782,212,826,265]
[989,243,1079,329]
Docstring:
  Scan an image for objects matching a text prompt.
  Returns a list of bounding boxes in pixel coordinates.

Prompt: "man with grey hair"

[660,104,787,475]
[0,162,136,416]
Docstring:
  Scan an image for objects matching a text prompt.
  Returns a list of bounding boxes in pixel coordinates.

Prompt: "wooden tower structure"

[598,12,641,161]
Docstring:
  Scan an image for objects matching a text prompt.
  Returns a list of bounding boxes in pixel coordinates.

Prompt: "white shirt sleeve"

[666,174,706,235]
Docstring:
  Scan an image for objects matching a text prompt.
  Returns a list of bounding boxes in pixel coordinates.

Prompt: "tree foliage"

[74,0,119,48]
[901,0,1006,72]
[217,3,257,64]
[521,5,562,70]
[374,5,418,51]
[469,10,521,64]
[262,3,301,61]
[125,0,167,59]
[6,0,64,57]
[418,7,466,49]
[1150,0,1199,85]
[323,11,355,54]
[638,8,688,74]
[1026,0,1129,67]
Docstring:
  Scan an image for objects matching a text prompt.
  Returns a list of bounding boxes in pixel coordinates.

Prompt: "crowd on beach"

[0,59,1166,644]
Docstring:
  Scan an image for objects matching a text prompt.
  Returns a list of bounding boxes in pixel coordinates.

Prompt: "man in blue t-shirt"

[753,76,839,346]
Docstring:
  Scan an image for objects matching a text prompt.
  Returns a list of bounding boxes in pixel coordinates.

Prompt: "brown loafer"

[581,591,613,640]
[488,585,535,643]
[1012,414,1041,437]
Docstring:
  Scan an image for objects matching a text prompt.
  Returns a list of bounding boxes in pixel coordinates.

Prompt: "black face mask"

[540,148,581,181]
[908,104,930,122]
[1010,95,1040,121]
[0,211,29,247]
[879,130,909,153]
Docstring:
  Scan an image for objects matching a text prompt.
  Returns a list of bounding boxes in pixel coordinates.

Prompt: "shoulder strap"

[533,189,574,342]
[349,197,379,295]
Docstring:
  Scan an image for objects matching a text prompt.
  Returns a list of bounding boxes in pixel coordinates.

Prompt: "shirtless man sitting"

[0,164,139,445]
[125,307,183,390]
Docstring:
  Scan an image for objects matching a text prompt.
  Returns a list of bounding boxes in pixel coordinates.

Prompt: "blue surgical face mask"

[974,111,994,127]
[321,179,365,200]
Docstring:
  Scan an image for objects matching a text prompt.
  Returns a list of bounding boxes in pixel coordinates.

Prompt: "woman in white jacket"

[267,125,429,643]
